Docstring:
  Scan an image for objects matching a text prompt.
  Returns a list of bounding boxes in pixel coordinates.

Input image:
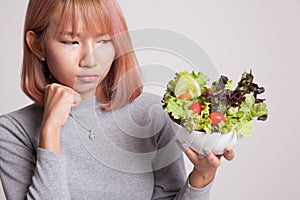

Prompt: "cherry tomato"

[189,102,202,114]
[209,112,226,126]
[178,93,192,100]
[204,88,213,93]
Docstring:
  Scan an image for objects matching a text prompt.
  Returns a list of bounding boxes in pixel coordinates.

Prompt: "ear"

[26,31,45,61]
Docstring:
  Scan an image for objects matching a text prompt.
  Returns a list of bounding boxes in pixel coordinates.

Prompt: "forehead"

[50,3,110,36]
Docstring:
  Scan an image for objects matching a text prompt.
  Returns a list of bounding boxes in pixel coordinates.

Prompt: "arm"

[0,116,69,200]
[151,155,213,200]
[151,113,213,200]
[0,83,81,200]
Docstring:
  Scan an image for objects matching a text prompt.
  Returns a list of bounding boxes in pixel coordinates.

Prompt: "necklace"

[69,113,96,140]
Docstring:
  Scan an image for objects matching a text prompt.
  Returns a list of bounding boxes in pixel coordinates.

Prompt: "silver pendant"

[89,130,96,140]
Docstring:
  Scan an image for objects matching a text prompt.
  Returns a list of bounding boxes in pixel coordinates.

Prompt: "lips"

[76,75,100,83]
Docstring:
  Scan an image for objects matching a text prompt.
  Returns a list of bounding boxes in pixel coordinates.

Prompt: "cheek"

[94,44,116,79]
[45,46,79,85]
[93,44,115,65]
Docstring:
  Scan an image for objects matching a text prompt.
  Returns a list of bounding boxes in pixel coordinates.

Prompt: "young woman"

[0,0,234,199]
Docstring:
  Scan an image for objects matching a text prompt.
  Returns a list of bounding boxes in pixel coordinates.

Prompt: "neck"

[79,89,97,100]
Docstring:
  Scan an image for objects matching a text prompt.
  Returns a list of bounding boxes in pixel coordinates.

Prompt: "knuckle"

[46,83,58,91]
[61,90,71,97]
[56,86,64,93]
[45,84,52,91]
[50,83,58,88]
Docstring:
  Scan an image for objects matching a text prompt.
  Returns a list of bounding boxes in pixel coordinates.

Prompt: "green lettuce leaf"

[236,121,254,136]
[165,96,193,120]
[163,70,268,137]
[251,102,268,117]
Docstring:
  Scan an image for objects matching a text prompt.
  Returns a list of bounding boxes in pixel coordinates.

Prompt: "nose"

[79,43,97,68]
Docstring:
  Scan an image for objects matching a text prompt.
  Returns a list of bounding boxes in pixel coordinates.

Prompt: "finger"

[58,85,81,107]
[180,143,200,164]
[44,83,56,95]
[71,91,82,107]
[46,83,81,107]
[204,149,221,168]
[223,146,235,161]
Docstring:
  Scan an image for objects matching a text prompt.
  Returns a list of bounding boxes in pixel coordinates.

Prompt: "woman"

[0,0,234,199]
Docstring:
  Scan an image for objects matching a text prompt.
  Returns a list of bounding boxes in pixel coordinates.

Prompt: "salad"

[162,70,268,137]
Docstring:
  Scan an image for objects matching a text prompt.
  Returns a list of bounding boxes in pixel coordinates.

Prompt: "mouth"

[76,75,100,83]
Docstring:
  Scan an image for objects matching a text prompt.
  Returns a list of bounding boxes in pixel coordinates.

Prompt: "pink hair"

[22,0,142,110]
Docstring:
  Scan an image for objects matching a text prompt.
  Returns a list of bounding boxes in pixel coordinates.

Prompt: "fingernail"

[203,148,210,156]
[181,143,189,151]
[226,149,232,154]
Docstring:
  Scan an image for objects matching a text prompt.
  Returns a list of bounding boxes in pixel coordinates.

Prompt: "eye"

[60,41,79,45]
[97,39,111,45]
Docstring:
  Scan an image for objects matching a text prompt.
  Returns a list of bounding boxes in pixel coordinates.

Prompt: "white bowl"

[170,120,242,155]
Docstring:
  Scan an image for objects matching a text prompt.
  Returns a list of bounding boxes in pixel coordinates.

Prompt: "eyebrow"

[58,31,107,37]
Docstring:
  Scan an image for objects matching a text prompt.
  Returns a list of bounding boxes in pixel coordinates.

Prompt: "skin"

[187,146,234,188]
[26,18,115,153]
[26,16,234,189]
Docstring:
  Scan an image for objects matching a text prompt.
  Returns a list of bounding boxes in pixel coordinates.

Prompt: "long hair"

[22,0,142,110]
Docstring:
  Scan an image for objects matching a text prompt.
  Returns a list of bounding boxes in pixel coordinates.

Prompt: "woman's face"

[43,19,116,99]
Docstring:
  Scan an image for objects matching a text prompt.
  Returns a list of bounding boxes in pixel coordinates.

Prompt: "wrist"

[189,167,216,189]
[40,123,62,153]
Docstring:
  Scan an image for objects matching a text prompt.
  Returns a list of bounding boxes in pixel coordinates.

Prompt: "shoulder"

[131,92,164,109]
[130,92,165,115]
[124,92,168,127]
[130,93,177,148]
[1,103,43,125]
[0,103,43,142]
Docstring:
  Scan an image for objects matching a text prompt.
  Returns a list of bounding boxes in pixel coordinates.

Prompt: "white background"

[1,0,300,199]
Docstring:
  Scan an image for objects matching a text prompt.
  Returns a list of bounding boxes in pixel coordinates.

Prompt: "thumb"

[72,91,82,107]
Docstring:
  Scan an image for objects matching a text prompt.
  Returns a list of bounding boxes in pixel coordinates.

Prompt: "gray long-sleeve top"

[0,92,212,200]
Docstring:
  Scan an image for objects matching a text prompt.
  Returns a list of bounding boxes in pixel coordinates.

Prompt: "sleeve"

[0,115,70,200]
[151,112,213,200]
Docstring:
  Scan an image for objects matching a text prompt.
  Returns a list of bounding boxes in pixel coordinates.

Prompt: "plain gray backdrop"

[1,0,300,199]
